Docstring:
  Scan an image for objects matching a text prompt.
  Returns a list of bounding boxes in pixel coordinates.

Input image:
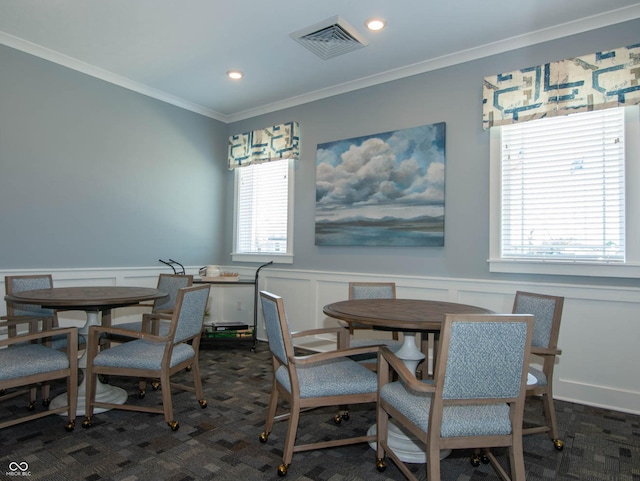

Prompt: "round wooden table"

[323,298,493,463]
[5,286,167,416]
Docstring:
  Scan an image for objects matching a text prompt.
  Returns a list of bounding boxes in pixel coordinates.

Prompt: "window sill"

[488,258,640,278]
[231,253,293,264]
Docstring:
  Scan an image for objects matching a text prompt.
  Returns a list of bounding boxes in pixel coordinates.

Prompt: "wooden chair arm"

[291,326,350,348]
[291,344,381,365]
[140,311,172,334]
[88,325,169,343]
[290,326,346,338]
[531,347,562,356]
[378,346,435,393]
[0,326,78,349]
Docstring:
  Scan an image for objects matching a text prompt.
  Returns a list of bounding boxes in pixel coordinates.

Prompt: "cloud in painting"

[316,123,445,208]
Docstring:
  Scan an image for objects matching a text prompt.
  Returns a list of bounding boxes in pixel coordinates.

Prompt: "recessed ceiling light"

[365,18,386,31]
[227,70,243,80]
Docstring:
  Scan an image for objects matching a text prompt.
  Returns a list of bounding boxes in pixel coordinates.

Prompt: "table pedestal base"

[49,370,128,416]
[367,422,451,463]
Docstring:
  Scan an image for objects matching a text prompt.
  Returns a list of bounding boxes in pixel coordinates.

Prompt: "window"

[232,159,294,263]
[489,106,640,277]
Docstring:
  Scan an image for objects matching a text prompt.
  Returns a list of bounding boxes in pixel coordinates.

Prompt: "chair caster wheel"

[27,401,36,411]
[186,365,192,372]
[42,398,51,407]
[341,412,350,421]
[333,414,342,425]
[376,459,386,472]
[277,464,288,477]
[152,381,160,391]
[168,420,179,431]
[470,454,481,467]
[553,439,564,451]
[65,420,75,432]
[199,399,207,409]
[259,431,269,443]
[481,454,490,464]
[138,390,146,399]
[82,417,92,429]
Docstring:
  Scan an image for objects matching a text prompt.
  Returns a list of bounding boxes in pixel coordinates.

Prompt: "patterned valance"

[483,43,640,130]
[228,121,300,168]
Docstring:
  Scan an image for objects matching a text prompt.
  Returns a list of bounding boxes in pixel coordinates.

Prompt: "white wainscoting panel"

[2,265,638,415]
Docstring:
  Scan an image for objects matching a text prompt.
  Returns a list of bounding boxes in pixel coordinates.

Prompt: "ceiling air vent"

[290,16,368,60]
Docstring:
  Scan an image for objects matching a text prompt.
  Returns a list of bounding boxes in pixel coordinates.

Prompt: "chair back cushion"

[154,274,193,312]
[173,285,210,343]
[260,292,292,366]
[349,282,396,300]
[513,291,563,349]
[441,316,532,400]
[5,275,55,318]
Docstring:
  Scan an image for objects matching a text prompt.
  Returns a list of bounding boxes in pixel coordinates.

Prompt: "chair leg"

[40,382,51,407]
[376,403,389,461]
[138,378,147,398]
[28,386,37,410]
[282,398,301,467]
[260,380,279,442]
[83,364,97,427]
[509,439,526,481]
[426,441,441,481]
[160,371,176,429]
[191,359,207,408]
[542,391,563,449]
[100,309,112,350]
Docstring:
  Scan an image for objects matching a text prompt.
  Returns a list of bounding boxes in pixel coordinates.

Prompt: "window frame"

[231,159,295,264]
[488,106,640,278]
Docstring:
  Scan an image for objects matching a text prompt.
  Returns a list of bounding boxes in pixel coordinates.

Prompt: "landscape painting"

[315,122,445,246]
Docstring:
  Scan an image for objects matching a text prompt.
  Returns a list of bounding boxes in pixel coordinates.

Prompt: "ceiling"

[1,0,639,123]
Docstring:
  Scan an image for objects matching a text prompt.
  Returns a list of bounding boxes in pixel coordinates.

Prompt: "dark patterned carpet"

[1,342,639,481]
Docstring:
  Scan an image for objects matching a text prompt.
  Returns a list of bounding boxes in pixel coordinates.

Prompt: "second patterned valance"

[483,43,640,130]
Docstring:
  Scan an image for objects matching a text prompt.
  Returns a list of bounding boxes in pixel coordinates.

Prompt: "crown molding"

[2,4,639,124]
[0,30,228,122]
[227,4,640,122]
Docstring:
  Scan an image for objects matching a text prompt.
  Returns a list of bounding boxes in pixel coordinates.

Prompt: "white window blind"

[236,160,289,255]
[500,108,625,262]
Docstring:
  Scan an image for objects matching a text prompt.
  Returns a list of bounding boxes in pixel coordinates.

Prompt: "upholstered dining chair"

[103,273,193,344]
[0,320,78,431]
[376,313,534,481]
[512,290,565,450]
[82,284,210,431]
[4,274,70,406]
[258,291,379,477]
[345,282,402,366]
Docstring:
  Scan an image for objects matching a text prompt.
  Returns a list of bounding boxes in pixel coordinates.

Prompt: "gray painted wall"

[2,19,639,287]
[0,44,227,268]
[225,19,640,286]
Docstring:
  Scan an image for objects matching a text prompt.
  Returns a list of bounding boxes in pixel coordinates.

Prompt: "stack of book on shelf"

[203,321,253,339]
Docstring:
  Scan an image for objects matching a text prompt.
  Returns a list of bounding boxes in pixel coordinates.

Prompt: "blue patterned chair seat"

[92,339,195,370]
[380,381,512,437]
[527,366,547,386]
[0,344,70,380]
[276,357,377,398]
